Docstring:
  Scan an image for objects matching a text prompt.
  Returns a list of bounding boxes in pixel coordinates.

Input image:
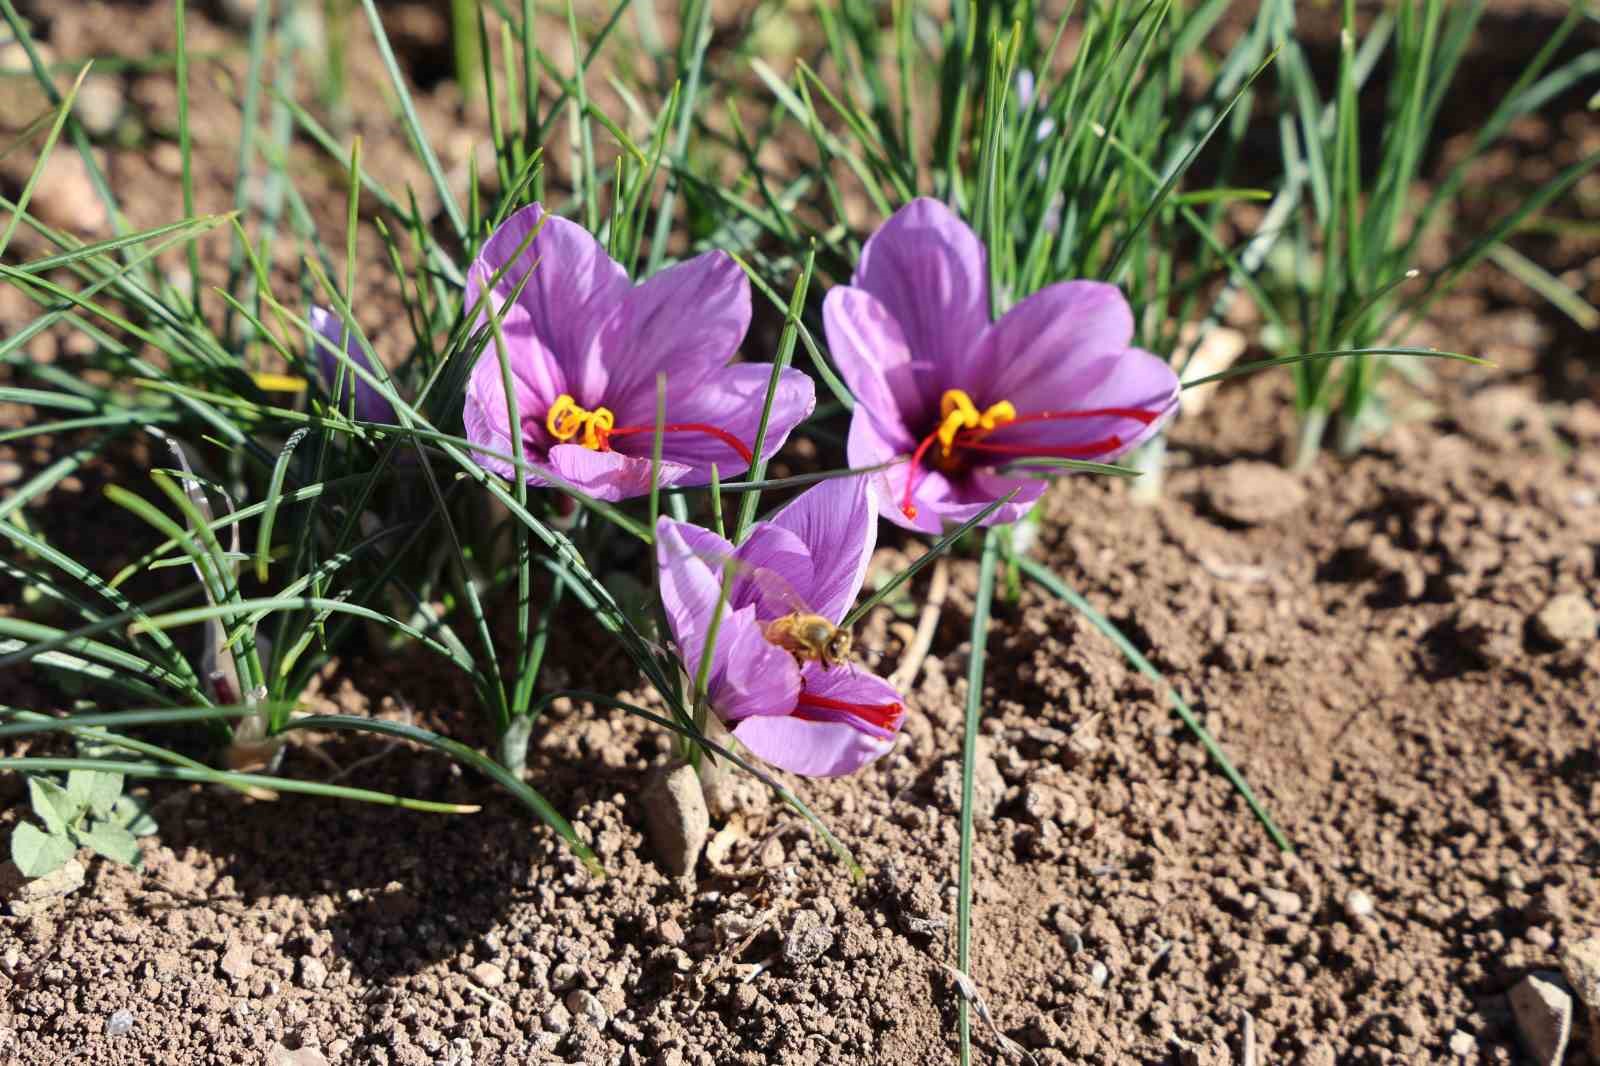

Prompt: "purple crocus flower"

[462,204,815,502]
[823,198,1180,533]
[310,306,397,425]
[655,476,903,778]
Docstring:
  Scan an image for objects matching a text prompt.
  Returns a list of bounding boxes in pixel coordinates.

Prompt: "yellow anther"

[935,389,1015,456]
[583,406,615,450]
[978,399,1015,432]
[545,393,616,451]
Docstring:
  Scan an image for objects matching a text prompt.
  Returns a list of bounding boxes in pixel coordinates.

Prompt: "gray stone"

[73,76,125,138]
[933,740,1004,823]
[541,1003,571,1036]
[1534,594,1596,649]
[1508,971,1572,1066]
[640,762,708,880]
[1560,937,1600,1060]
[105,1009,134,1037]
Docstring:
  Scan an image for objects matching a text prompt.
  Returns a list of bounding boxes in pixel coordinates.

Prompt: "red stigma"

[795,690,904,733]
[900,401,1162,508]
[605,423,755,465]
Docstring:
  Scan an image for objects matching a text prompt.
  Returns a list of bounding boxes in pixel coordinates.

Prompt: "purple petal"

[462,341,566,480]
[713,615,802,723]
[310,306,397,425]
[595,251,751,411]
[728,522,814,621]
[732,664,902,777]
[655,518,735,684]
[544,445,693,502]
[656,518,800,722]
[822,287,926,441]
[981,348,1179,461]
[846,411,941,534]
[766,475,876,623]
[466,204,628,404]
[976,281,1135,403]
[609,364,815,479]
[852,198,990,403]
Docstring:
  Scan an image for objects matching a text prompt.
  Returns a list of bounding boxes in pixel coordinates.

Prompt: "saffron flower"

[823,198,1180,532]
[462,204,815,501]
[310,306,397,425]
[655,476,904,777]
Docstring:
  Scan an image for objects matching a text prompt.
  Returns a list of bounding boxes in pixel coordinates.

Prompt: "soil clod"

[782,908,836,968]
[1205,461,1307,525]
[1,858,85,918]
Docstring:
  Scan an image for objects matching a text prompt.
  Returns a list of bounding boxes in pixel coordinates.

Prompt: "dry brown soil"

[3,3,1600,1066]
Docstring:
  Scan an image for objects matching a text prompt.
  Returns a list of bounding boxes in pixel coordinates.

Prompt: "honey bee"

[763,611,855,669]
[674,542,868,671]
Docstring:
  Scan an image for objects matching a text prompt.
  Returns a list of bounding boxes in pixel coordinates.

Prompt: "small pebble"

[105,1009,135,1037]
[470,961,505,989]
[1261,887,1302,916]
[1448,1030,1475,1057]
[74,75,125,138]
[1344,890,1375,919]
[1533,594,1596,649]
[297,955,328,990]
[541,1003,571,1035]
[1089,960,1109,988]
[640,762,709,880]
[565,989,607,1028]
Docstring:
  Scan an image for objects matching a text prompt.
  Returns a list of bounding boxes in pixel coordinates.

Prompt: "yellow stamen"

[251,372,308,394]
[934,389,1015,456]
[545,393,616,451]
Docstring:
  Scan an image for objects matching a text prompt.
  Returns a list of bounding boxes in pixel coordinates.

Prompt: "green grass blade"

[955,531,1000,1066]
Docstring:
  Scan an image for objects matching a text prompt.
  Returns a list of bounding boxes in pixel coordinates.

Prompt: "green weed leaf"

[74,820,143,868]
[10,821,76,878]
[66,768,123,818]
[27,776,76,835]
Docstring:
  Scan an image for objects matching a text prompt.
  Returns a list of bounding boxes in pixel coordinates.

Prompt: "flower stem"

[1127,433,1167,505]
[1291,406,1329,472]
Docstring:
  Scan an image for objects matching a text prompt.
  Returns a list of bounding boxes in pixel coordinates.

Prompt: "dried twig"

[939,962,1040,1066]
[889,557,950,691]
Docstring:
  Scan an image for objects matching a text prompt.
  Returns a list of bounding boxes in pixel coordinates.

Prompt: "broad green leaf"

[74,820,143,868]
[28,776,76,835]
[10,821,76,878]
[66,768,123,818]
[111,793,159,837]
